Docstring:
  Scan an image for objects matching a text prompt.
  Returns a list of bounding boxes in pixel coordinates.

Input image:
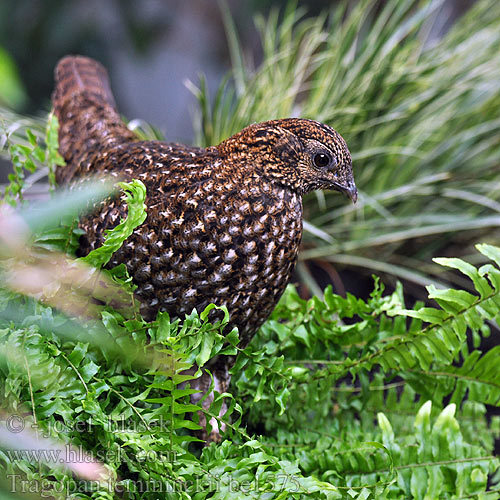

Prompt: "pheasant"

[52,55,357,439]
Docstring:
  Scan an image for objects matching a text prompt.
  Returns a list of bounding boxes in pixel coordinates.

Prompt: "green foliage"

[0,124,499,496]
[232,244,500,430]
[1,238,500,498]
[1,113,63,206]
[2,128,42,206]
[79,180,147,269]
[44,112,65,189]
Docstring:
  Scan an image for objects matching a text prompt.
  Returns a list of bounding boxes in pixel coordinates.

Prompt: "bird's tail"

[52,55,136,184]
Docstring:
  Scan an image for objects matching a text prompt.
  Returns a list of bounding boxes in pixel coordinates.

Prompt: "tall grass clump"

[191,0,500,293]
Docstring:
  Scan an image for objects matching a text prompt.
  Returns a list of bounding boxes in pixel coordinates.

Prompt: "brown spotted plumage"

[52,55,356,439]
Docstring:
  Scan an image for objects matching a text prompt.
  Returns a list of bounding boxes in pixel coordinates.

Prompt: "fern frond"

[348,244,500,376]
[234,244,500,429]
[403,346,500,408]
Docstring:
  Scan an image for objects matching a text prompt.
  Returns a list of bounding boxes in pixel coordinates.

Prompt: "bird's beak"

[333,181,358,204]
[346,183,358,203]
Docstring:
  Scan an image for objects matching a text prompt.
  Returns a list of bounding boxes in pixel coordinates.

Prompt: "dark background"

[0,0,476,144]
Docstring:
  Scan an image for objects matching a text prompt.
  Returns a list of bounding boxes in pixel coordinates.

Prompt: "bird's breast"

[116,179,303,343]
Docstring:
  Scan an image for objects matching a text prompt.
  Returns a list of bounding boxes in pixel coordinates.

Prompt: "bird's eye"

[313,152,331,168]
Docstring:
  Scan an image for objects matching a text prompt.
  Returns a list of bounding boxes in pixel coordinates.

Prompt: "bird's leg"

[188,357,231,442]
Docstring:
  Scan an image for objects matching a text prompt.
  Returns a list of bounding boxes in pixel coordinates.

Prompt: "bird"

[52,55,357,440]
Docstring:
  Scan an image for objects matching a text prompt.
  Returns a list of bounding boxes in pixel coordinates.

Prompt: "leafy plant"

[1,112,63,205]
[1,231,499,497]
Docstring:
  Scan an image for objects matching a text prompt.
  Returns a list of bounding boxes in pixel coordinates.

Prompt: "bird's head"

[217,118,357,202]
